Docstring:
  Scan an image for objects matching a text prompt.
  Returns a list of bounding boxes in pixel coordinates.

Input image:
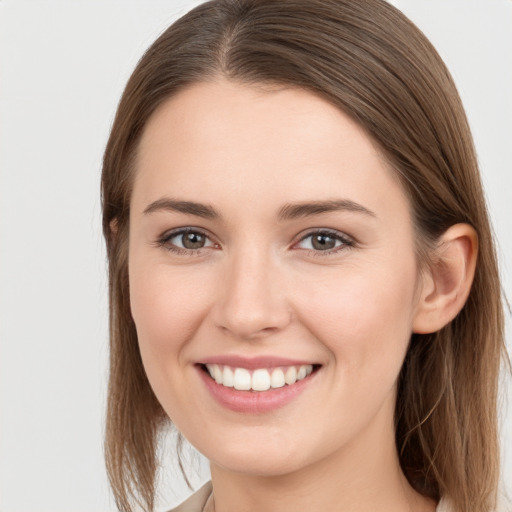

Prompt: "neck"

[207,400,436,512]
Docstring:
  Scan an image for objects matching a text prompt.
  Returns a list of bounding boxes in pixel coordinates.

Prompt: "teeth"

[252,369,271,391]
[233,368,251,390]
[270,368,285,388]
[205,364,314,391]
[213,364,223,384]
[285,366,297,385]
[222,366,234,387]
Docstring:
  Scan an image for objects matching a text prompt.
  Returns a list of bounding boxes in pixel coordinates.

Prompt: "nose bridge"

[213,242,290,339]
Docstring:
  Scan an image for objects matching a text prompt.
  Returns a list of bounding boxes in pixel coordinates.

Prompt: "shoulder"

[167,481,213,512]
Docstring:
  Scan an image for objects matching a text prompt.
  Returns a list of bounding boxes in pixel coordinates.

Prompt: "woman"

[101,1,507,511]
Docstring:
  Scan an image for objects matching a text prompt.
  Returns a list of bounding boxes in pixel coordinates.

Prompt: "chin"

[199,434,316,477]
[214,454,306,478]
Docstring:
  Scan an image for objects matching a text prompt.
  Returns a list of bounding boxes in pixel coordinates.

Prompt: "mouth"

[196,360,322,413]
[199,363,320,392]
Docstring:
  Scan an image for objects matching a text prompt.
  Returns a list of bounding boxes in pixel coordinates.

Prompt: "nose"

[212,247,292,340]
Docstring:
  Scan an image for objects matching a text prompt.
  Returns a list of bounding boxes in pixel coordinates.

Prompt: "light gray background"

[0,1,511,511]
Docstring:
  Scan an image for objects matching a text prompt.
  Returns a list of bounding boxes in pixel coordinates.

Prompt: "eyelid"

[153,226,355,256]
[155,226,218,254]
[292,228,356,254]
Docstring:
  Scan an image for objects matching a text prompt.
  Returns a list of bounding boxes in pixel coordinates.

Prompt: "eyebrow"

[142,197,376,221]
[277,199,376,220]
[143,198,220,219]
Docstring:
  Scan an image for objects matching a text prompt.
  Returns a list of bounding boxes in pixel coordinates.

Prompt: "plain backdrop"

[0,1,511,511]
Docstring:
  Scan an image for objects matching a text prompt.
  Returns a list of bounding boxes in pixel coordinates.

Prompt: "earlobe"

[110,218,119,236]
[413,223,478,334]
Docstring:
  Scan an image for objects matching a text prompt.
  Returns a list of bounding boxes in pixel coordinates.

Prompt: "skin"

[127,79,474,512]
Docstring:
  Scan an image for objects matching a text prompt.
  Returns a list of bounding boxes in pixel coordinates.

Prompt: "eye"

[157,228,216,254]
[295,230,354,253]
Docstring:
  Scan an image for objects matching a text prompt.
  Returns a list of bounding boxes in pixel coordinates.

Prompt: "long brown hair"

[101,1,507,511]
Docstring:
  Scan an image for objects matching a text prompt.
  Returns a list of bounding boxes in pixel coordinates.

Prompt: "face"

[128,80,425,477]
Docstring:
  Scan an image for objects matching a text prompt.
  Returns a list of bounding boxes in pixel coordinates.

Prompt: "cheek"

[295,257,418,385]
[128,259,212,364]
[128,257,219,426]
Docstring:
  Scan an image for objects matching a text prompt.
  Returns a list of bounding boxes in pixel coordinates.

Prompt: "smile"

[197,360,321,414]
[205,364,314,391]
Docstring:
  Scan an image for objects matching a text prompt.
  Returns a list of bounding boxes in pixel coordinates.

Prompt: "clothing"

[168,481,452,512]
[169,481,212,512]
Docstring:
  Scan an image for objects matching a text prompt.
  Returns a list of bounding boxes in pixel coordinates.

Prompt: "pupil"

[312,234,335,250]
[182,232,205,249]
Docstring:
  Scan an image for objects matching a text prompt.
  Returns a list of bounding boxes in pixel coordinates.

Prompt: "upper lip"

[199,355,319,369]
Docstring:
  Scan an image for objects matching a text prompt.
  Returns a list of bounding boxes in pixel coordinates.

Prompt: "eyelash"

[155,228,355,256]
[294,229,355,256]
[155,227,217,256]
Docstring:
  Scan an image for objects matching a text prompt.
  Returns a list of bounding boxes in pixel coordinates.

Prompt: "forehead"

[132,79,409,221]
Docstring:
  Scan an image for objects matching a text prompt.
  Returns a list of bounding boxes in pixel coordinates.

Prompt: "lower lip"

[197,366,319,414]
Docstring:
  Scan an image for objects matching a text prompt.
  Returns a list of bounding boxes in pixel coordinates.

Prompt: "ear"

[413,223,478,334]
[109,218,119,236]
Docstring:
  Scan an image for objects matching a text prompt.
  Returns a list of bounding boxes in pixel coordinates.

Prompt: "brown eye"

[295,230,354,254]
[311,234,336,250]
[159,228,216,253]
[181,232,206,249]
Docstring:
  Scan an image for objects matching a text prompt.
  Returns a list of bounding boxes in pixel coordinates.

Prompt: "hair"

[101,1,507,511]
